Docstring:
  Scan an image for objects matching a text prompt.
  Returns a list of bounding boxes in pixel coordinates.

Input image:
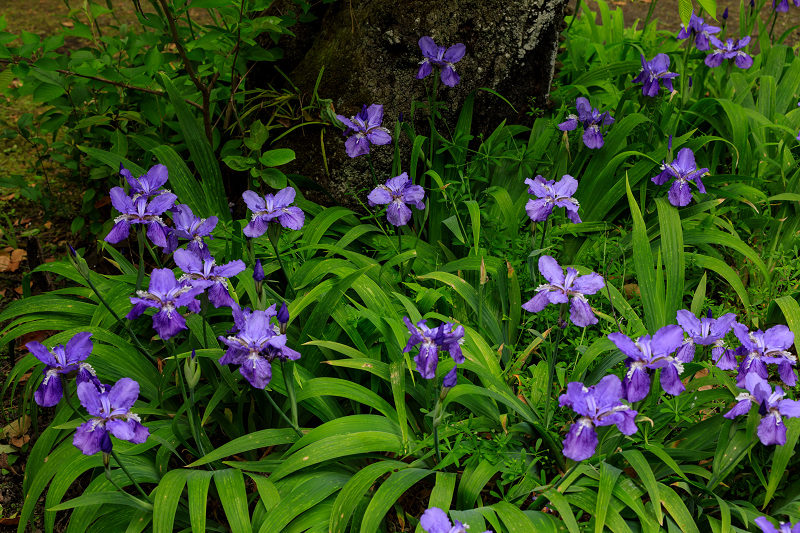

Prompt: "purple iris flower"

[651,148,708,207]
[724,373,800,446]
[675,309,736,362]
[367,172,425,226]
[632,54,679,97]
[73,378,149,455]
[677,13,720,51]
[127,268,209,340]
[335,104,392,158]
[756,517,800,533]
[733,323,797,387]
[105,187,177,249]
[172,204,217,260]
[253,259,266,282]
[608,325,687,402]
[218,305,300,389]
[705,36,753,69]
[522,256,604,328]
[242,188,305,238]
[558,97,615,149]
[442,366,458,388]
[559,375,638,461]
[403,317,465,379]
[27,332,98,407]
[119,163,170,201]
[774,0,790,12]
[420,507,492,533]
[416,36,467,87]
[524,175,581,223]
[277,302,290,334]
[174,249,245,308]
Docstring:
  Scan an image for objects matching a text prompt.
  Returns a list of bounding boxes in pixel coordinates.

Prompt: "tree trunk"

[260,0,568,206]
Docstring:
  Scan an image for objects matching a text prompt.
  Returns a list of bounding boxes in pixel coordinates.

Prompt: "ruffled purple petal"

[569,295,598,327]
[277,207,305,230]
[105,220,132,243]
[34,373,63,407]
[562,421,598,461]
[420,507,452,533]
[73,422,111,455]
[660,363,685,396]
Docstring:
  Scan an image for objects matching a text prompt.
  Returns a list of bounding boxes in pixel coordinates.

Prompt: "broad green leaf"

[330,461,406,533]
[187,470,214,533]
[359,468,431,533]
[626,175,664,331]
[187,429,299,467]
[272,431,403,481]
[152,470,190,533]
[259,471,349,533]
[47,491,152,512]
[655,198,684,325]
[622,450,663,525]
[596,462,622,533]
[658,483,701,533]
[214,469,251,533]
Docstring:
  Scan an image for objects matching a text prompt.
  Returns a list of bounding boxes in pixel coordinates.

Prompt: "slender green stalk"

[281,361,299,429]
[110,449,152,502]
[170,341,206,458]
[263,388,304,437]
[270,232,296,298]
[768,10,778,42]
[141,231,163,269]
[529,461,582,511]
[200,294,209,348]
[367,152,379,187]
[433,424,442,463]
[538,219,549,252]
[134,227,146,294]
[543,305,566,426]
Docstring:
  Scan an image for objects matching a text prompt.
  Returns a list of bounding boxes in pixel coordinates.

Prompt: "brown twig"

[0,59,203,110]
[157,0,213,142]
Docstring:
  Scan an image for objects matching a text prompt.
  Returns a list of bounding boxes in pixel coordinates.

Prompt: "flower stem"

[270,232,296,298]
[433,424,442,463]
[543,306,565,427]
[281,360,299,429]
[538,218,549,252]
[367,152,379,187]
[263,388,304,438]
[135,227,146,294]
[110,449,153,503]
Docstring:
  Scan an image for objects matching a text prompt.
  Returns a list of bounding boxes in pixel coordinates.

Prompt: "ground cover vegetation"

[1,0,800,531]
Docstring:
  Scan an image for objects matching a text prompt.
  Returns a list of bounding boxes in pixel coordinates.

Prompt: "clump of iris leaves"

[2,0,800,532]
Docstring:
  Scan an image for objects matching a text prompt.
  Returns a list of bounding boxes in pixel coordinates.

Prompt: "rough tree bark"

[260,0,569,206]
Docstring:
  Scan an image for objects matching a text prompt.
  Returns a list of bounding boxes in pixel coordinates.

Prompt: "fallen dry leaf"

[3,415,31,440]
[10,435,30,448]
[0,256,9,272]
[20,330,56,346]
[44,221,52,229]
[0,517,20,526]
[0,193,14,201]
